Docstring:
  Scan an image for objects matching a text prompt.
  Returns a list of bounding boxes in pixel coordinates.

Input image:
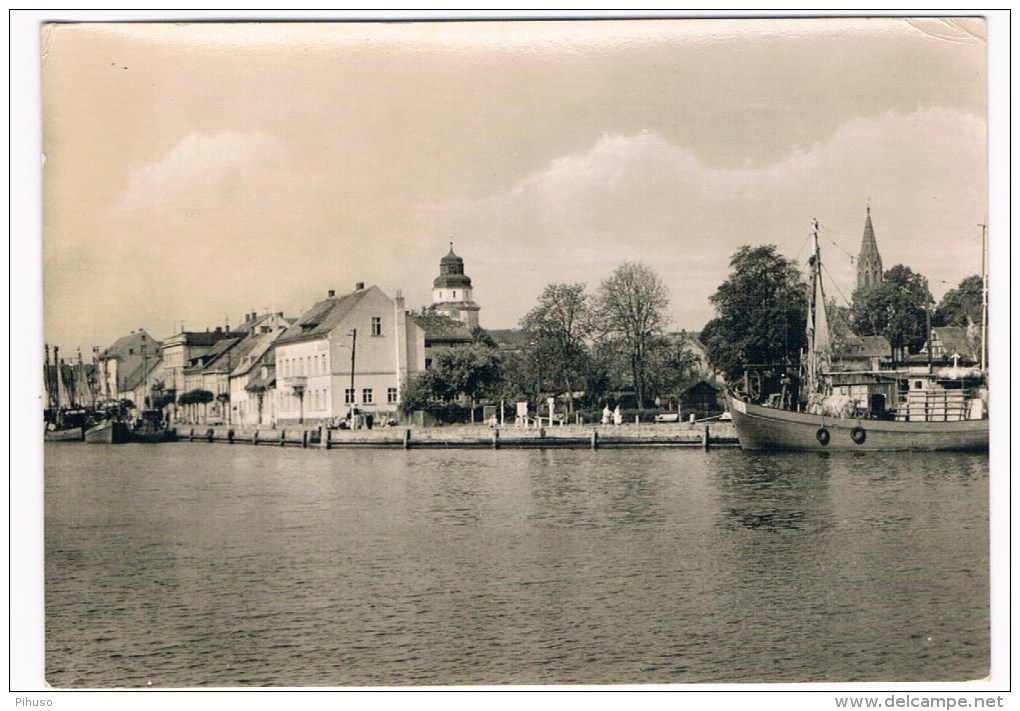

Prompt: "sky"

[28,13,995,354]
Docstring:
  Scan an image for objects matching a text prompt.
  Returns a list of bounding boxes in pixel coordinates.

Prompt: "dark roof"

[165,330,241,348]
[275,287,375,346]
[409,312,474,343]
[433,245,472,289]
[838,334,891,359]
[245,366,276,392]
[930,326,978,360]
[680,379,721,395]
[487,329,531,349]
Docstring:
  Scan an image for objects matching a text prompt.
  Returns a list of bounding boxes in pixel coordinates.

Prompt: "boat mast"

[806,220,830,395]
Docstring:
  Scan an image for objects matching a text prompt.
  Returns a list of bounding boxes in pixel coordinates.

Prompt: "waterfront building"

[429,244,480,329]
[95,330,163,407]
[161,327,243,402]
[273,283,425,425]
[227,312,293,428]
[856,206,884,290]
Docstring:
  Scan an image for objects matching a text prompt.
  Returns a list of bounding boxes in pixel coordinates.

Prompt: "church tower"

[856,206,884,290]
[430,243,480,328]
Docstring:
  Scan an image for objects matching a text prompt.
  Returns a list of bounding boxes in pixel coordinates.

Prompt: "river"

[44,442,989,687]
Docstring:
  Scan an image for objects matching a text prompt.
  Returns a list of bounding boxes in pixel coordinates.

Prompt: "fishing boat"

[84,419,131,444]
[43,346,89,441]
[126,409,176,443]
[726,221,989,452]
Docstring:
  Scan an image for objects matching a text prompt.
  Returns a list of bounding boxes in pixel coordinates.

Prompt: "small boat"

[84,419,131,444]
[727,220,989,452]
[126,409,176,443]
[45,425,84,442]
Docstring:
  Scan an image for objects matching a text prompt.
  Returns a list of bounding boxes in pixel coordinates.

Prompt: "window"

[362,388,374,404]
[345,389,355,404]
[452,291,457,299]
[387,387,398,404]
[372,316,382,336]
[321,353,327,374]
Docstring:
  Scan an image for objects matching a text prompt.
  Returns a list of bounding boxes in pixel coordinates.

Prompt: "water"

[44,442,989,687]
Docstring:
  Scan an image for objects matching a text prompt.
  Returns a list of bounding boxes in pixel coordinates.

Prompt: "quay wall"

[172,422,739,450]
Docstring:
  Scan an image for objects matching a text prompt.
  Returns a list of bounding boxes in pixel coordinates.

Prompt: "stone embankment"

[173,421,738,450]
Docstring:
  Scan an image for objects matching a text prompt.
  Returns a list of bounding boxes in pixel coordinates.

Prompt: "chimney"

[328,289,336,298]
[355,282,365,291]
[395,288,405,310]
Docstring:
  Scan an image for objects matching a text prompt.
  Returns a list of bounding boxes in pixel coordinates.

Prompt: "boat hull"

[44,426,84,442]
[727,394,988,452]
[84,421,131,444]
[127,428,176,443]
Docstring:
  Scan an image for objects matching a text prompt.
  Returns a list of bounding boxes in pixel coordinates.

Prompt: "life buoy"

[816,427,830,446]
[850,426,867,445]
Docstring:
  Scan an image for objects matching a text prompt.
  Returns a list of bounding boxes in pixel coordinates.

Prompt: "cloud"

[447,107,986,329]
[114,130,283,214]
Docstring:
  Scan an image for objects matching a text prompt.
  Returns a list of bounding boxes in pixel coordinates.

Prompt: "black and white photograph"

[12,10,1008,707]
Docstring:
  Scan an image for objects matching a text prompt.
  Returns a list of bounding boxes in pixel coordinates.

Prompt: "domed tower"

[430,243,480,328]
[857,206,884,290]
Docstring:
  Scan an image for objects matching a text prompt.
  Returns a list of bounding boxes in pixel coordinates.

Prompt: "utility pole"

[349,328,357,422]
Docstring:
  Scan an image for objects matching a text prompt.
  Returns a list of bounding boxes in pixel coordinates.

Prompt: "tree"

[702,245,808,381]
[595,262,670,407]
[403,344,503,421]
[520,283,594,414]
[644,331,702,407]
[851,264,931,363]
[934,274,983,327]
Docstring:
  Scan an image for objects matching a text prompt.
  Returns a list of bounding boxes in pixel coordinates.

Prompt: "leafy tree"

[644,332,703,407]
[851,264,931,363]
[404,344,503,421]
[702,245,808,381]
[470,325,498,348]
[520,283,594,414]
[934,274,983,327]
[595,262,670,407]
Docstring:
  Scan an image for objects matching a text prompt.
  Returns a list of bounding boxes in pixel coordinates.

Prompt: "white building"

[227,312,292,428]
[273,284,425,425]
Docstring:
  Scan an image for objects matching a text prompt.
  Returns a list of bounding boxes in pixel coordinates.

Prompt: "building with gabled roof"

[227,312,293,427]
[273,283,424,425]
[95,329,162,406]
[921,326,980,365]
[833,334,892,372]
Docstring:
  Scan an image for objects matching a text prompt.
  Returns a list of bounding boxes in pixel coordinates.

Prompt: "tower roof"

[433,242,472,289]
[858,206,881,260]
[440,243,462,264]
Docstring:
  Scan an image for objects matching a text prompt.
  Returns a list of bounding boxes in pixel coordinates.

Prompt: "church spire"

[857,205,883,290]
